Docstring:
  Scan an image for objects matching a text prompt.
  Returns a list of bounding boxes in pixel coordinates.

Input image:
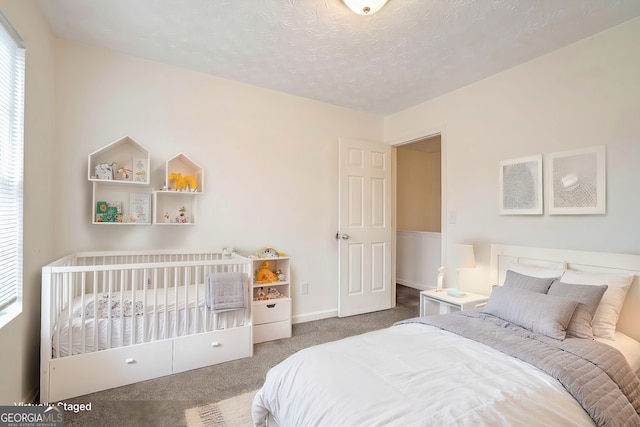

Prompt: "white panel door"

[338,138,392,317]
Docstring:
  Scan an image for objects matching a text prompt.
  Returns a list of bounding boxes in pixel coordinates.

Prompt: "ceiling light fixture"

[341,0,389,15]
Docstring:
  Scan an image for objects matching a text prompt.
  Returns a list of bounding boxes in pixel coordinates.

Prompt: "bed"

[252,245,640,427]
[40,250,253,403]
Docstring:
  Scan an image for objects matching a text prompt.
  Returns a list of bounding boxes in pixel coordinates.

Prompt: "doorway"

[395,135,443,294]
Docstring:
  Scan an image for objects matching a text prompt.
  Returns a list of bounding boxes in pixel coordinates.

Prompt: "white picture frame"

[129,193,150,223]
[132,157,147,182]
[546,145,606,215]
[499,154,543,215]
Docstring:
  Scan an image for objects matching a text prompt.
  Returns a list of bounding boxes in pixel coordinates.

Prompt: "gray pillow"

[503,270,555,293]
[547,280,608,339]
[483,286,578,340]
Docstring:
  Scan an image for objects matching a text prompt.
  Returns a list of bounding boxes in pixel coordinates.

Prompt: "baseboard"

[396,279,428,290]
[292,309,337,324]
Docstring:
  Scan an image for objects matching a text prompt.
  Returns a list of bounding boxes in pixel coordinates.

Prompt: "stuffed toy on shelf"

[256,261,278,283]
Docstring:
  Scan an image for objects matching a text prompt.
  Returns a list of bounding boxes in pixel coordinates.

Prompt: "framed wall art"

[129,193,150,223]
[499,154,543,215]
[546,145,606,215]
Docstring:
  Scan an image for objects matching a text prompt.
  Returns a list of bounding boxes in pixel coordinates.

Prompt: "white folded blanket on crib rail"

[206,272,248,311]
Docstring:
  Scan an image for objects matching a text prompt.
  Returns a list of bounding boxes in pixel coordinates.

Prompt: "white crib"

[40,250,253,403]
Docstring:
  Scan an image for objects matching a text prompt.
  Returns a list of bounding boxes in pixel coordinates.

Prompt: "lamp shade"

[454,244,476,269]
[341,0,389,15]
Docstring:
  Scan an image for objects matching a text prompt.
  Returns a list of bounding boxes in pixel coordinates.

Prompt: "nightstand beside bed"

[419,289,489,316]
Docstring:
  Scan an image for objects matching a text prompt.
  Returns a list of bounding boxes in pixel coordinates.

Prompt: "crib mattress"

[52,283,248,357]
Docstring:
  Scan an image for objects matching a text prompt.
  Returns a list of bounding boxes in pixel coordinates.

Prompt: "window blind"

[0,12,24,314]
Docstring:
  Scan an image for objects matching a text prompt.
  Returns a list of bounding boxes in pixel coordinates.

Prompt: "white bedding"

[597,331,640,376]
[53,283,248,357]
[252,322,596,427]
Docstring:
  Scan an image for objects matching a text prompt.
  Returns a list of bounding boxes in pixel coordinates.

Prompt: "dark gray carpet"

[61,285,420,427]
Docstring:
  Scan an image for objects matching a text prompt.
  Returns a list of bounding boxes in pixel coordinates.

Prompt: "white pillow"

[507,263,565,280]
[560,270,634,340]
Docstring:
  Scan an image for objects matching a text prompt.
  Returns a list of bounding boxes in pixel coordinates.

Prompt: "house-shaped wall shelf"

[88,136,150,184]
[88,136,152,225]
[152,152,204,225]
[164,152,204,193]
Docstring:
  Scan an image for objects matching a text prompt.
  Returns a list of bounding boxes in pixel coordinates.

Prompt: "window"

[0,12,25,324]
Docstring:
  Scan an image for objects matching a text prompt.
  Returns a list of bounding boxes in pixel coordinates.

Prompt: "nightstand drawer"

[253,298,291,324]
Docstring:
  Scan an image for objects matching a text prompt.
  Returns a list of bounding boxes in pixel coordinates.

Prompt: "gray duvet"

[398,311,640,427]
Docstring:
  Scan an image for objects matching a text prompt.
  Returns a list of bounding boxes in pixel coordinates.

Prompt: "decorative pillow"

[506,263,565,279]
[559,270,634,340]
[503,270,555,293]
[483,286,578,340]
[547,280,607,339]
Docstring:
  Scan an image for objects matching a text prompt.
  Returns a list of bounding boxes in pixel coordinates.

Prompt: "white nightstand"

[420,289,489,316]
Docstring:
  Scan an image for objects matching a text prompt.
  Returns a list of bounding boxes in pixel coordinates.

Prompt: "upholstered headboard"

[490,244,640,342]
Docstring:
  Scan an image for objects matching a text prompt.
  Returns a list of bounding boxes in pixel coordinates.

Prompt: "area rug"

[185,390,257,427]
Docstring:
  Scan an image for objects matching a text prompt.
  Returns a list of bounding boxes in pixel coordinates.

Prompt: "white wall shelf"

[240,255,292,344]
[89,136,152,224]
[164,152,204,192]
[88,144,205,226]
[152,152,203,225]
[88,136,150,184]
[152,191,198,225]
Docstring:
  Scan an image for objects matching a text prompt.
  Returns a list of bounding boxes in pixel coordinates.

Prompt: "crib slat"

[119,269,125,348]
[141,268,146,343]
[174,266,179,337]
[53,273,61,359]
[204,265,210,333]
[131,269,136,345]
[80,272,86,354]
[195,265,201,334]
[66,272,73,358]
[163,267,169,342]
[152,267,159,342]
[106,270,113,350]
[93,270,98,354]
[183,265,189,336]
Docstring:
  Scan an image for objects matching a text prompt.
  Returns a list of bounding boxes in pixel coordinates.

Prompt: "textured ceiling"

[37,0,640,116]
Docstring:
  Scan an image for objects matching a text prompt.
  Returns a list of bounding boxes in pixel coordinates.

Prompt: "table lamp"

[454,244,476,289]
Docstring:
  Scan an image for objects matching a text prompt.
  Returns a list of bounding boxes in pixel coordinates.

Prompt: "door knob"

[340,234,349,240]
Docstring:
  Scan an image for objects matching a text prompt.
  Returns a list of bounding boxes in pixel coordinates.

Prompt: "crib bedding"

[53,283,248,357]
[253,314,640,427]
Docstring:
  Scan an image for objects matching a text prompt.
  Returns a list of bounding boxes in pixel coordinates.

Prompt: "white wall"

[0,0,56,404]
[385,17,640,295]
[396,231,441,290]
[53,40,384,325]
